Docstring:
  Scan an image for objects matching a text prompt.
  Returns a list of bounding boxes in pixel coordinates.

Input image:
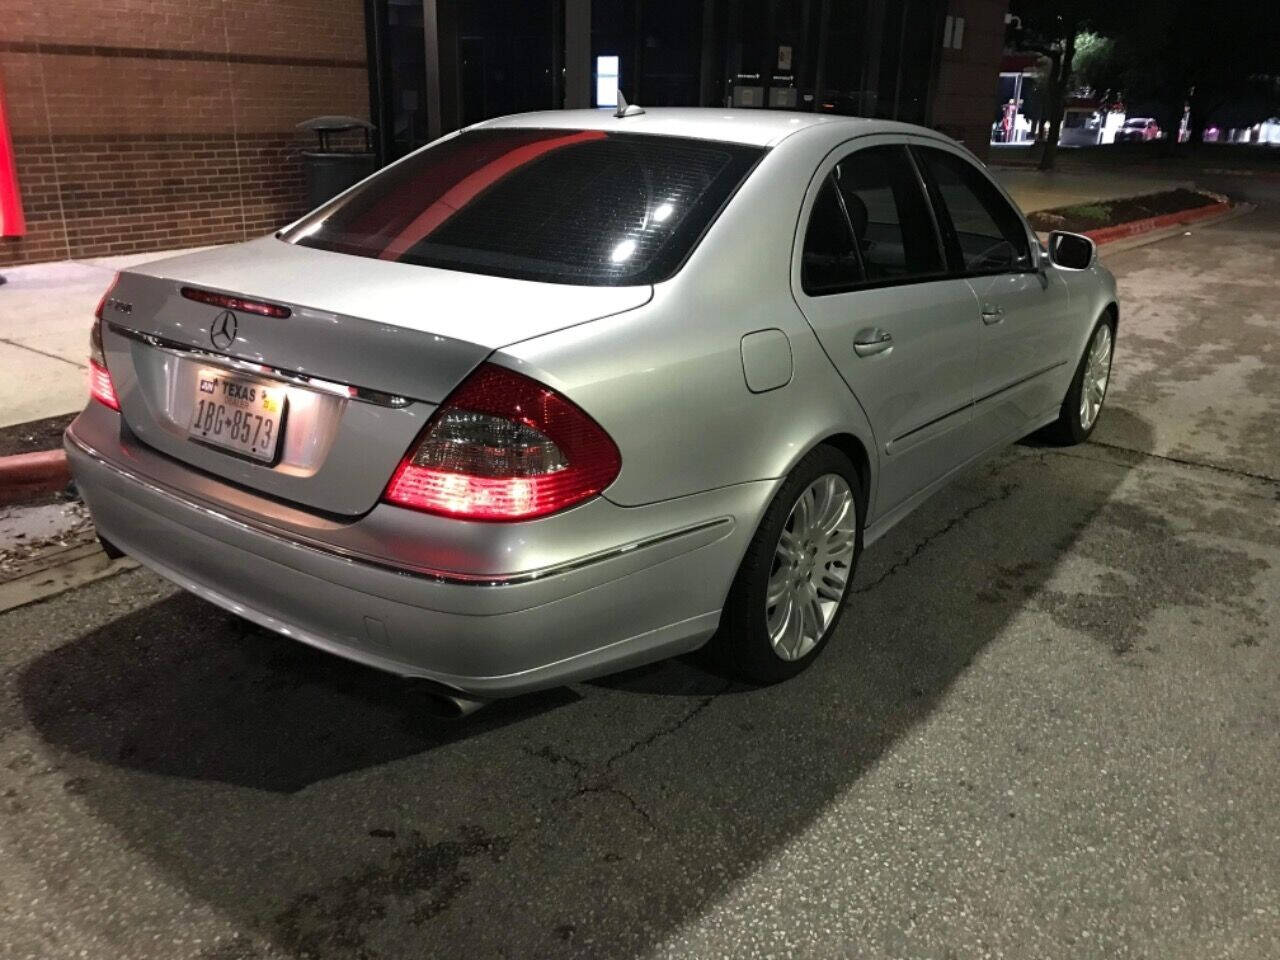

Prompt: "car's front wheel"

[707,445,863,683]
[1046,315,1114,445]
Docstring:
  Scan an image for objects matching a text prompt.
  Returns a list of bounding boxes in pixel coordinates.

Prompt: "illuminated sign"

[0,73,24,237]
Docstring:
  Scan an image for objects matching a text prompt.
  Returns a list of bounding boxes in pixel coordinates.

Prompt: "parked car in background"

[1115,117,1162,142]
[1059,107,1104,147]
[67,109,1119,714]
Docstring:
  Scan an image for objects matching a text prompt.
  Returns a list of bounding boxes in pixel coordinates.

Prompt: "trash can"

[297,116,376,208]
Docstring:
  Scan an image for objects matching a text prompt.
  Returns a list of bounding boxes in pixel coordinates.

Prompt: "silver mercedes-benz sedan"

[67,108,1117,710]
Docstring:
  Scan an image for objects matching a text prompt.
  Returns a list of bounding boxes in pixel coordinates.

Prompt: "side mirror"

[1046,231,1096,270]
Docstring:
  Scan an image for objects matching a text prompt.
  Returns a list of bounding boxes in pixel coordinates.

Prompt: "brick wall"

[932,0,1008,160]
[0,0,369,266]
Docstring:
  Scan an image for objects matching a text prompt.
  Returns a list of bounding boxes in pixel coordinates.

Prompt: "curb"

[1084,200,1230,245]
[0,448,71,506]
[1202,167,1280,180]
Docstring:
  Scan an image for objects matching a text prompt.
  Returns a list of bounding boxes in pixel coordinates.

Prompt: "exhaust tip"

[97,534,127,560]
[417,683,488,719]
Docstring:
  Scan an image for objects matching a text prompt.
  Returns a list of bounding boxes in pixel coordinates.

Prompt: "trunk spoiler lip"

[116,236,655,352]
[107,321,416,409]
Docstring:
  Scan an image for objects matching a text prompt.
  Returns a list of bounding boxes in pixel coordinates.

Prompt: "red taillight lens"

[90,274,121,410]
[88,358,119,410]
[384,364,621,521]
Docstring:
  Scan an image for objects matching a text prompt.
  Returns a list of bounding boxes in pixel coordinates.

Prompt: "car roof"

[469,107,949,148]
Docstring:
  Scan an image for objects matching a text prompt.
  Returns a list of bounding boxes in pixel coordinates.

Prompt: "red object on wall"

[0,74,27,237]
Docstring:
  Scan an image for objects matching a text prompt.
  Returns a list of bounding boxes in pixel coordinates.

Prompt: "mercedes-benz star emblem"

[210,310,238,350]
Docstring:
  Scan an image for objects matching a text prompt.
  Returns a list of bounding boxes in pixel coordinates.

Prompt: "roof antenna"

[614,89,645,119]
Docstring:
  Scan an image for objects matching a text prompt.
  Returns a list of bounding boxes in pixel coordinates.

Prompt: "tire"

[1044,315,1115,445]
[705,445,864,684]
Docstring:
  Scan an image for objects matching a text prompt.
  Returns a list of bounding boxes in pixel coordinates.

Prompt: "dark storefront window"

[821,0,873,114]
[458,1,558,125]
[366,0,946,163]
[715,0,941,121]
[876,0,940,124]
[370,0,431,162]
[592,1,703,108]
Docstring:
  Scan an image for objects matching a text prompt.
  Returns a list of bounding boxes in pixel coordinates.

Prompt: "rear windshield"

[283,128,763,286]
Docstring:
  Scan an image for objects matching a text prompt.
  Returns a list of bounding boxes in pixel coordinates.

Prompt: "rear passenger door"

[793,140,983,520]
[913,146,1073,447]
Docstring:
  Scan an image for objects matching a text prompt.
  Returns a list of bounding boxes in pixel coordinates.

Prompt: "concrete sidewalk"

[0,248,212,428]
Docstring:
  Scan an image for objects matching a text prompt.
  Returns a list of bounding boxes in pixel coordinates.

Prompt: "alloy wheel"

[1080,323,1112,430]
[766,473,857,661]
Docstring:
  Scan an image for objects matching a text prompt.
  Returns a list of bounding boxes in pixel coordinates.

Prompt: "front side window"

[832,145,945,284]
[914,147,1032,274]
[283,129,763,286]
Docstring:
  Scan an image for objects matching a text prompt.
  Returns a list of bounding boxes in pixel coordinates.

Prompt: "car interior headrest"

[844,191,868,242]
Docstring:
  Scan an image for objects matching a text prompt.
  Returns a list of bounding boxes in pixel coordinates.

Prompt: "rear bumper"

[66,406,772,697]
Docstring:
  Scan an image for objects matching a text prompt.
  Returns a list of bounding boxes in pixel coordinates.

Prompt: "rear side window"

[801,177,863,294]
[832,145,945,284]
[914,147,1032,274]
[283,129,762,286]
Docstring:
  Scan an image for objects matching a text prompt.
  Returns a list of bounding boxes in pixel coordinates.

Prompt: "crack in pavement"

[1082,438,1280,486]
[566,784,656,828]
[0,337,86,370]
[522,682,733,831]
[854,480,1021,595]
[523,747,658,830]
[521,743,588,776]
[604,683,731,769]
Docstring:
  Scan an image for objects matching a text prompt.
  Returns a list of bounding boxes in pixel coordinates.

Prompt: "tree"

[1008,0,1118,170]
[1071,31,1121,98]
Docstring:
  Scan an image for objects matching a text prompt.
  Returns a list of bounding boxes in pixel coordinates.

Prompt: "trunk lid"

[100,238,651,516]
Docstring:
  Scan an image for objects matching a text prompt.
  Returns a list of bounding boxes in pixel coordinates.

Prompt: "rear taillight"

[89,274,121,410]
[384,363,621,521]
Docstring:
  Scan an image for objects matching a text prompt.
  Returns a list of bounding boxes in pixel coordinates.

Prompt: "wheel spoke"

[776,527,802,564]
[801,581,825,639]
[821,528,857,563]
[767,590,793,642]
[766,567,791,607]
[814,476,842,532]
[817,567,847,601]
[782,589,806,658]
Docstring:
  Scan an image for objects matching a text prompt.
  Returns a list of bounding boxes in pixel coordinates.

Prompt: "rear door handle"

[981,305,1005,325]
[853,328,893,357]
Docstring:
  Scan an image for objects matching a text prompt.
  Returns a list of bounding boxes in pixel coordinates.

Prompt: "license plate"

[188,371,286,463]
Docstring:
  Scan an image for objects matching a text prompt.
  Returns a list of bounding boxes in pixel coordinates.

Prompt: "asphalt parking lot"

[2,204,1277,959]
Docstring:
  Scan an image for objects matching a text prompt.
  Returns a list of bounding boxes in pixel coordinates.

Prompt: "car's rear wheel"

[706,445,863,683]
[1045,315,1114,445]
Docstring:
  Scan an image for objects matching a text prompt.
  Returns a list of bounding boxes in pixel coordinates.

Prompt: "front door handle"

[981,304,1005,325]
[853,328,894,357]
